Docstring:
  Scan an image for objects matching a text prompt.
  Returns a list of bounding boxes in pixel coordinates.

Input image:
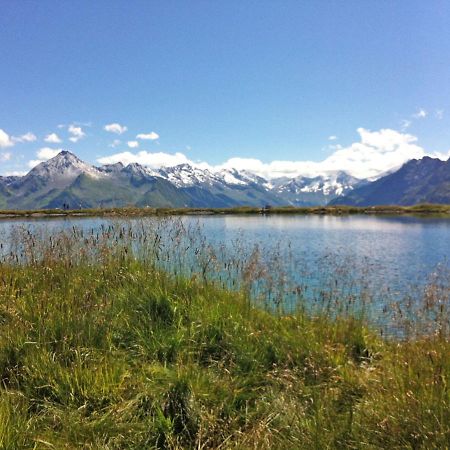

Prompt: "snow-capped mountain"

[27,150,104,184]
[158,164,220,187]
[0,151,365,209]
[270,171,364,206]
[216,168,268,187]
[5,151,106,205]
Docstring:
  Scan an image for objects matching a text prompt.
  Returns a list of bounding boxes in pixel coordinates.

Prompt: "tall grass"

[0,220,448,448]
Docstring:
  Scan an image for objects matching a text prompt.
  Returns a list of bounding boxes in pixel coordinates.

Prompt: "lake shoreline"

[0,203,450,220]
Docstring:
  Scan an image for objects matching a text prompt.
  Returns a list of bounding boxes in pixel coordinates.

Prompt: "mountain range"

[0,151,448,209]
[0,151,362,209]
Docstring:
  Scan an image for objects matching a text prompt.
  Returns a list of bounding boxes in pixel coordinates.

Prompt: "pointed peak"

[27,150,103,180]
[52,150,80,160]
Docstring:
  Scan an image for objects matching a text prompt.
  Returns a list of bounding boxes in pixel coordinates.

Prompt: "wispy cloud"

[104,123,128,135]
[127,141,139,148]
[136,131,159,140]
[400,119,412,131]
[109,139,121,148]
[0,152,12,161]
[400,107,434,131]
[435,109,444,119]
[328,135,337,141]
[413,108,427,119]
[13,132,37,143]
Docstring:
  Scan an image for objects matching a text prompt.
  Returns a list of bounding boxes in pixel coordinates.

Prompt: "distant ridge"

[0,151,363,209]
[1,151,448,209]
[330,156,450,206]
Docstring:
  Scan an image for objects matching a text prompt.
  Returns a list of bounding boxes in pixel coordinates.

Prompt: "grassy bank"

[0,226,449,449]
[0,203,449,220]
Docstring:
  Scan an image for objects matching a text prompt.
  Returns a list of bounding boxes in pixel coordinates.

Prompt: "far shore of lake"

[0,203,449,220]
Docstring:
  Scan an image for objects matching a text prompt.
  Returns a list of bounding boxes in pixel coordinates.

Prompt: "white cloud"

[27,147,63,168]
[44,132,62,144]
[0,130,37,146]
[104,123,128,135]
[98,128,434,179]
[436,109,444,119]
[413,108,427,119]
[97,150,191,168]
[37,147,62,160]
[136,131,159,140]
[177,128,431,180]
[68,124,86,143]
[13,132,37,143]
[0,129,14,148]
[318,128,428,178]
[328,135,337,141]
[28,159,42,168]
[4,170,27,176]
[127,141,139,148]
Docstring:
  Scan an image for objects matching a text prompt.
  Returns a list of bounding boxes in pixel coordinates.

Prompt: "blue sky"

[1,1,450,178]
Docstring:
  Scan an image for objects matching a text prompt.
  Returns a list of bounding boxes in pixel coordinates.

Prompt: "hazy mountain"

[330,156,450,206]
[271,171,364,206]
[0,150,367,209]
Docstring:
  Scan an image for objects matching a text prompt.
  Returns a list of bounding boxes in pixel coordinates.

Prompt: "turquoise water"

[1,214,449,333]
[1,214,449,289]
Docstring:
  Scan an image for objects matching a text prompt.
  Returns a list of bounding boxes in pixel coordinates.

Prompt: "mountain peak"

[51,150,81,162]
[27,149,102,183]
[57,150,76,157]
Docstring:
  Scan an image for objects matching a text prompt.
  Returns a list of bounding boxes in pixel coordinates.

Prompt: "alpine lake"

[1,213,449,336]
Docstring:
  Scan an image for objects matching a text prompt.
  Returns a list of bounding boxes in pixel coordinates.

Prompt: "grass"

[0,224,448,448]
[0,202,450,219]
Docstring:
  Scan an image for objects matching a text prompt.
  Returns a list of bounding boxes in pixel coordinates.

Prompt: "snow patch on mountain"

[272,171,361,197]
[158,164,221,187]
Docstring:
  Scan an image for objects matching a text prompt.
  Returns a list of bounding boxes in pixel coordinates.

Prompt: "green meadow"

[0,222,448,449]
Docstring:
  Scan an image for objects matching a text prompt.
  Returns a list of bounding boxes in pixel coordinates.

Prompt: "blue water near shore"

[1,214,449,331]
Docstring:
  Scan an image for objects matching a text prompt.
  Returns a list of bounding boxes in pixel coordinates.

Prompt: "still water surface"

[1,214,449,330]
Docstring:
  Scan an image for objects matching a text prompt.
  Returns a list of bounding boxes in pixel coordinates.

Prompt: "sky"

[1,1,450,179]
